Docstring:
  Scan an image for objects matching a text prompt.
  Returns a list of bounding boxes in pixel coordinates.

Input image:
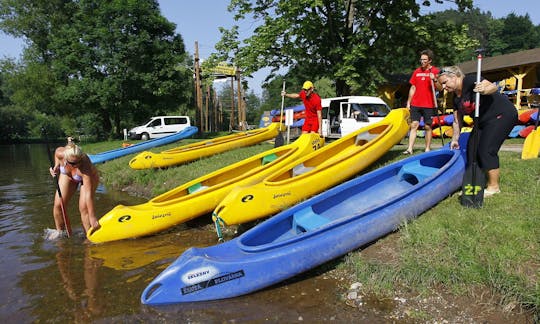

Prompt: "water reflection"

[54,241,103,322]
[1,144,362,323]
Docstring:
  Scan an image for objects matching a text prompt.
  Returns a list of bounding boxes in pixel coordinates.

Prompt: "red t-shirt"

[409,66,439,108]
[299,90,322,119]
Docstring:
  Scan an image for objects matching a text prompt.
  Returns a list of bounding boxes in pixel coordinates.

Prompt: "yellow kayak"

[129,123,281,169]
[88,133,324,243]
[432,125,453,138]
[212,108,410,227]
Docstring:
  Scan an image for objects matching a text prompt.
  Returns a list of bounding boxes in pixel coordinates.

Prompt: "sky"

[1,0,539,95]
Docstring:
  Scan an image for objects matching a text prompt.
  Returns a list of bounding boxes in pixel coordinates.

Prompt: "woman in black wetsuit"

[436,65,517,197]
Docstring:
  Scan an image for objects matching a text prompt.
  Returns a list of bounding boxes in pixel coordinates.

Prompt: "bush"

[0,105,31,140]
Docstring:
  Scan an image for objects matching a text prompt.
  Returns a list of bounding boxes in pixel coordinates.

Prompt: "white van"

[321,96,391,138]
[128,116,191,140]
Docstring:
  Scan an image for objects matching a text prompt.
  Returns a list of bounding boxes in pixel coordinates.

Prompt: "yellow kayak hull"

[432,125,453,138]
[213,108,410,226]
[88,133,324,243]
[129,123,281,169]
[521,128,540,159]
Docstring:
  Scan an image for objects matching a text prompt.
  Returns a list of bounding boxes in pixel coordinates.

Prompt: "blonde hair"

[439,65,464,78]
[64,143,84,161]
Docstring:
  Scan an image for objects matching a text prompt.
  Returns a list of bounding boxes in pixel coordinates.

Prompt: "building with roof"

[458,47,540,108]
[380,48,540,110]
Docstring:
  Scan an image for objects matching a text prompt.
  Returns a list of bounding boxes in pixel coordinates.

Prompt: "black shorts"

[410,106,436,126]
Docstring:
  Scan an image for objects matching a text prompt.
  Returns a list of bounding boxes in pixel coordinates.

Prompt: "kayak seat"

[262,153,278,165]
[292,163,314,176]
[398,160,439,184]
[355,131,378,145]
[293,207,328,233]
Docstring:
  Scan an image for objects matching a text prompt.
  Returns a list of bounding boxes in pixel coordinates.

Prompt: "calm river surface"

[0,143,362,323]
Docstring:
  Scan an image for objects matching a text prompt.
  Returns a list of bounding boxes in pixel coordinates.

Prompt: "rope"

[213,212,226,242]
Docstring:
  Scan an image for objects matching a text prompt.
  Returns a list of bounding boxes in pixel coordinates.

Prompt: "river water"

[0,143,361,323]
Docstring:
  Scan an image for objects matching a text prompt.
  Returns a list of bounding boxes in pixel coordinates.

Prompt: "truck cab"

[321,96,391,138]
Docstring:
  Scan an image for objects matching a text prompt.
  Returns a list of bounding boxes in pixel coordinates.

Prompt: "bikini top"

[60,164,83,183]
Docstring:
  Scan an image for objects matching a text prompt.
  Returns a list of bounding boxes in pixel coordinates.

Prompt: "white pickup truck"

[321,96,392,138]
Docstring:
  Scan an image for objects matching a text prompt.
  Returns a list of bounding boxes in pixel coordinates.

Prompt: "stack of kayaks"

[416,113,470,138]
[513,88,540,139]
[87,133,324,243]
[515,107,539,138]
[432,125,453,138]
[140,132,469,305]
[270,105,306,128]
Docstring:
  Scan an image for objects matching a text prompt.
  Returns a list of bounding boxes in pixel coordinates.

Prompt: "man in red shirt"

[404,49,439,154]
[282,80,323,135]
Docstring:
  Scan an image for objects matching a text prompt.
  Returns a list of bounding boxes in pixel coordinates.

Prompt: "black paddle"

[460,49,486,208]
[43,129,72,237]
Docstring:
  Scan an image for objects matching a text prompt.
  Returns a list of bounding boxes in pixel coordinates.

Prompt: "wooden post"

[230,76,235,131]
[213,88,218,131]
[194,41,203,132]
[205,84,210,132]
[236,70,244,130]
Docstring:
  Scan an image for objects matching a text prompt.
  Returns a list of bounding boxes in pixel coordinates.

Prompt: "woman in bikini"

[49,138,101,236]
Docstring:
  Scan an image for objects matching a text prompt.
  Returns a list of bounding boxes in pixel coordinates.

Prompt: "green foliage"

[2,0,540,143]
[244,90,262,124]
[28,112,63,140]
[0,104,30,140]
[500,13,539,53]
[429,9,540,57]
[219,0,473,98]
[0,0,193,140]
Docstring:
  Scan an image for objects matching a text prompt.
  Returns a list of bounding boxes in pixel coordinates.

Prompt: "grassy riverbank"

[84,135,538,319]
[341,148,539,320]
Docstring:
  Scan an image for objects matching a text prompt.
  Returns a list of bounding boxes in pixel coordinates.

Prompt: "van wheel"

[141,133,150,141]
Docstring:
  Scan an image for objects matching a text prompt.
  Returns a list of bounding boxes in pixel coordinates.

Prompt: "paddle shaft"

[45,136,72,237]
[279,81,286,127]
[460,50,485,208]
[430,69,444,146]
[274,81,286,147]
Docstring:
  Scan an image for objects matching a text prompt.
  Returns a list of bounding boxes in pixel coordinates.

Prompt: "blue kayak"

[88,126,198,164]
[509,125,526,138]
[140,134,469,304]
[270,104,305,116]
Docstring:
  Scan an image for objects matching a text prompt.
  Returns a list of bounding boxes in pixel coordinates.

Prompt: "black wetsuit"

[454,75,518,170]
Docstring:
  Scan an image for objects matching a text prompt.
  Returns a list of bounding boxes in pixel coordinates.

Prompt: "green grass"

[83,135,538,317]
[84,137,273,197]
[340,146,539,318]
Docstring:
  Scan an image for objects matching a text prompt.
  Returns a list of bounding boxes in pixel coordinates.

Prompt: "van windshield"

[149,119,162,127]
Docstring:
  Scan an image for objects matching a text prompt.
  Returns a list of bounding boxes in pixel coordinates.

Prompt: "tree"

[0,0,193,139]
[244,90,262,124]
[212,0,473,97]
[430,9,540,57]
[499,13,539,53]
